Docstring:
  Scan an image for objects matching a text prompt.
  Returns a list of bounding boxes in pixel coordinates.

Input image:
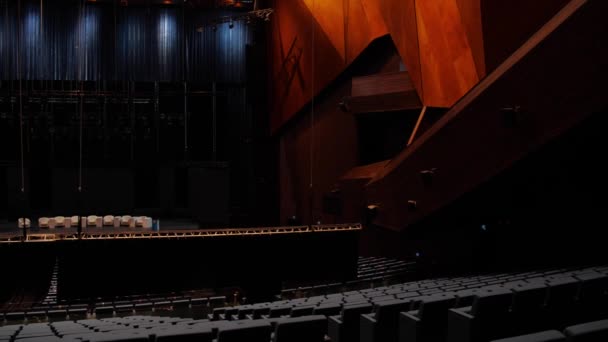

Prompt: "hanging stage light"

[195,7,273,32]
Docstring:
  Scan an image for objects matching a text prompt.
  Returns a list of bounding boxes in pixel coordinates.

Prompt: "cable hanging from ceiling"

[309,0,316,225]
[17,0,25,207]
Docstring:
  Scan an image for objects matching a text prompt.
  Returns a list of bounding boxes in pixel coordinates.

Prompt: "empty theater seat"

[447,289,514,342]
[492,330,566,342]
[360,297,417,342]
[564,319,608,341]
[399,294,457,342]
[216,320,272,342]
[155,325,214,341]
[272,315,327,342]
[328,302,373,342]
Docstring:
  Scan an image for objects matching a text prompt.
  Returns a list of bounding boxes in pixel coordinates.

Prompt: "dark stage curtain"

[0,0,253,82]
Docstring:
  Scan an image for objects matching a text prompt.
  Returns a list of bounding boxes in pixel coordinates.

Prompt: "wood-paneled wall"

[270,0,571,132]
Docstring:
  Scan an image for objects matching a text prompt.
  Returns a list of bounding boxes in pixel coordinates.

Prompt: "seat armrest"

[399,311,422,342]
[447,308,476,342]
[359,313,377,342]
[328,315,343,342]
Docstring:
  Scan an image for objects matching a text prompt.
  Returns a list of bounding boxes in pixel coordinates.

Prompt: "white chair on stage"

[66,216,79,228]
[18,218,31,229]
[120,215,134,228]
[87,215,102,228]
[54,216,66,228]
[48,217,56,229]
[103,215,114,227]
[142,217,153,229]
[38,217,50,229]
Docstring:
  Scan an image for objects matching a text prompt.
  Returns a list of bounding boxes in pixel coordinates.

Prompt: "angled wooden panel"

[270,0,345,132]
[360,0,390,39]
[456,0,486,78]
[366,0,607,230]
[415,0,480,107]
[350,71,422,113]
[271,0,391,132]
[303,0,346,61]
[341,160,391,181]
[378,0,424,103]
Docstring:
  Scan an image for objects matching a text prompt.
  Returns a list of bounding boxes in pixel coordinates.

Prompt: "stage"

[0,223,362,302]
[0,222,361,243]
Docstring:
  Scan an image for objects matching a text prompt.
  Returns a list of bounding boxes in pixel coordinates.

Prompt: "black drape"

[0,0,253,82]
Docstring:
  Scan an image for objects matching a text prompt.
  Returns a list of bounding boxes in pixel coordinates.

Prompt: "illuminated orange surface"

[271,0,482,131]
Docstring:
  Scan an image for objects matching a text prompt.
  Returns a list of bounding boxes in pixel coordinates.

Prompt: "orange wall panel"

[270,0,346,131]
[378,0,423,102]
[456,0,486,78]
[271,0,389,132]
[415,0,480,107]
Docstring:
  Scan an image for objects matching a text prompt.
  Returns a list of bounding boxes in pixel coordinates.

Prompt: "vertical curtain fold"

[0,0,253,82]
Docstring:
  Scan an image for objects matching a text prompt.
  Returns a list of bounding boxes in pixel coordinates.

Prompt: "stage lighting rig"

[196,7,273,31]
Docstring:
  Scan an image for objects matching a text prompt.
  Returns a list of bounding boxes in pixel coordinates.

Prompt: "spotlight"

[338,97,350,112]
[419,168,436,187]
[365,204,379,224]
[407,200,417,212]
[212,24,217,32]
[500,105,523,127]
[229,20,234,29]
[287,215,299,226]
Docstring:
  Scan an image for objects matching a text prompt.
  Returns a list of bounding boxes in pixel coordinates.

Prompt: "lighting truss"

[196,7,274,32]
[0,223,362,243]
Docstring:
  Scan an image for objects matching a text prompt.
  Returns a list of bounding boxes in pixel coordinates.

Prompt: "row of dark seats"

[1,296,226,323]
[206,265,608,342]
[0,314,327,342]
[280,256,416,299]
[3,265,607,341]
[493,319,608,341]
[1,314,606,342]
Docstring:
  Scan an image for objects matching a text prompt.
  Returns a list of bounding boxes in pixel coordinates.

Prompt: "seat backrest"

[576,273,608,304]
[273,315,326,342]
[103,216,114,226]
[419,295,456,322]
[217,321,272,342]
[565,319,608,341]
[545,277,579,309]
[341,302,373,323]
[471,289,513,316]
[511,283,548,312]
[375,298,415,322]
[490,330,565,342]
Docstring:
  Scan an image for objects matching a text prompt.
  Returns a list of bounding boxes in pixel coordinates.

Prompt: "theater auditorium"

[1,0,608,341]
